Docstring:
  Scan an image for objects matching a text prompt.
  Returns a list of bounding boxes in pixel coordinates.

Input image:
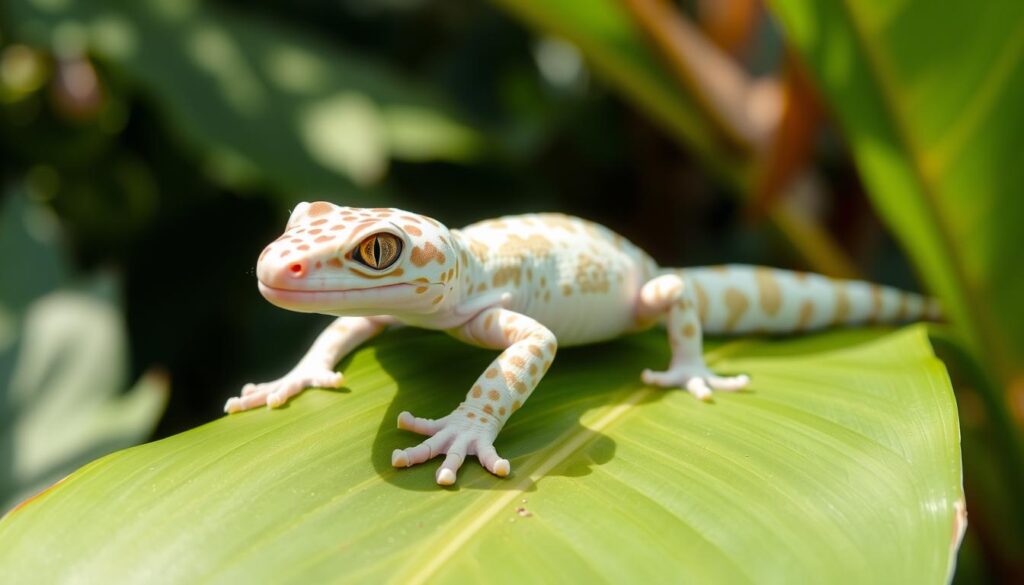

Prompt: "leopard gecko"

[225,202,939,486]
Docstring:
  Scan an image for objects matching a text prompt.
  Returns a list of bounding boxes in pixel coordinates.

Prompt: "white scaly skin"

[225,202,941,486]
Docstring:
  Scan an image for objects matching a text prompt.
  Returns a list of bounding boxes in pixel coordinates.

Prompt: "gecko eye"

[354,233,402,270]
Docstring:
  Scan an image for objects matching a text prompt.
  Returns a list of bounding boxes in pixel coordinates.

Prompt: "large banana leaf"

[765,1,1024,386]
[0,326,962,582]
[6,0,481,197]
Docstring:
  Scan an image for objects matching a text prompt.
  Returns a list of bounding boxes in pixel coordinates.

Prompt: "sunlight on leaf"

[300,93,388,186]
[0,326,962,582]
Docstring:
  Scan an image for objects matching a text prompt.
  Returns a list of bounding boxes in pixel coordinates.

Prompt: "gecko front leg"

[391,307,557,486]
[225,316,393,412]
[636,274,749,400]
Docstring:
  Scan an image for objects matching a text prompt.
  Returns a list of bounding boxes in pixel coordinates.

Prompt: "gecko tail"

[679,265,941,336]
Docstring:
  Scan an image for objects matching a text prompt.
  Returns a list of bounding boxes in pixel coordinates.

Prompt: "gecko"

[225,202,940,486]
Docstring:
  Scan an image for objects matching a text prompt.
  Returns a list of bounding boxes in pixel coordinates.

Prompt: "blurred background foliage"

[0,0,1020,581]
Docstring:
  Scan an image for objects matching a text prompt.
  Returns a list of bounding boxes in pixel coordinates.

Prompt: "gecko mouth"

[258,282,442,313]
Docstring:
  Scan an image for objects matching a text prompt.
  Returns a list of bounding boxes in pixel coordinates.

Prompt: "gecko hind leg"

[635,274,750,400]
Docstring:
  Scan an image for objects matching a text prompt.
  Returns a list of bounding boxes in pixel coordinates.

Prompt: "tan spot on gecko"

[488,389,500,401]
[870,285,884,323]
[307,201,333,216]
[471,385,482,398]
[833,285,850,324]
[797,300,815,331]
[498,407,506,416]
[528,345,542,358]
[485,368,498,379]
[498,234,554,258]
[349,221,377,238]
[513,381,529,394]
[482,404,493,415]
[755,268,782,315]
[694,281,709,322]
[682,323,696,338]
[510,356,525,368]
[327,258,342,268]
[896,293,909,321]
[411,242,446,266]
[724,288,749,331]
[492,267,521,288]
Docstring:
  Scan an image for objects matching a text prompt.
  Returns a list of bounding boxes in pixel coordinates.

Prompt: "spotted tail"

[679,265,942,335]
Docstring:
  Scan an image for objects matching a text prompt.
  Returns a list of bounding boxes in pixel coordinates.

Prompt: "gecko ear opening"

[353,233,403,270]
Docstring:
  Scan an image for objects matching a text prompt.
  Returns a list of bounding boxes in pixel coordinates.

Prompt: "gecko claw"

[391,449,410,468]
[436,468,457,486]
[224,397,242,414]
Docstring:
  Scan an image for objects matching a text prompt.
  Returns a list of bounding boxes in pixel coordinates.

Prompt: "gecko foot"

[641,365,750,401]
[224,366,344,413]
[392,410,510,486]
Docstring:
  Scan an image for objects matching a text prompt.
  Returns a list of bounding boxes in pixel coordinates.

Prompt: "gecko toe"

[707,374,750,391]
[224,397,241,414]
[436,468,457,486]
[685,377,713,400]
[391,449,410,468]
[475,442,510,478]
[397,411,447,436]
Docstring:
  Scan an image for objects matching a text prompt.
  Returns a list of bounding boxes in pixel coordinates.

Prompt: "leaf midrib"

[394,386,657,585]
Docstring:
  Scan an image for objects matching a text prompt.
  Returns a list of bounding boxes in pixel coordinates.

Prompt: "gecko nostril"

[288,262,306,278]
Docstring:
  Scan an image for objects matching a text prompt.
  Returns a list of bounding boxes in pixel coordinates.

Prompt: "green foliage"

[7,0,482,198]
[765,0,1024,387]
[0,192,167,511]
[490,0,751,187]
[0,326,962,583]
[766,0,1024,555]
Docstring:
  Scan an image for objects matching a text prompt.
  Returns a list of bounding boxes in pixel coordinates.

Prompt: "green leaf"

[7,0,481,196]
[0,190,168,511]
[490,0,751,187]
[0,326,962,582]
[764,1,1024,384]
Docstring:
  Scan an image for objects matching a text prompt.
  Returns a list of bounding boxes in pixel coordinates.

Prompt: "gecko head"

[256,202,458,316]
